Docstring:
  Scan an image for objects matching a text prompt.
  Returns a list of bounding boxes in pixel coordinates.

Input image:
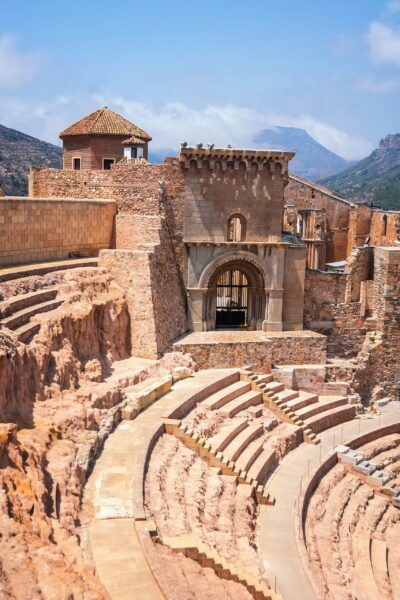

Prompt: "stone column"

[263,288,284,331]
[187,288,207,332]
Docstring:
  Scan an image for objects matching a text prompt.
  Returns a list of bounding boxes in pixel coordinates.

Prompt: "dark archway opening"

[215,268,248,328]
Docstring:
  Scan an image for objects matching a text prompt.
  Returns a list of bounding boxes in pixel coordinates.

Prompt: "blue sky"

[0,0,399,159]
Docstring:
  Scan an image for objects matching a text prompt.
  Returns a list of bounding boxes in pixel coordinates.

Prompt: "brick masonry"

[0,197,116,266]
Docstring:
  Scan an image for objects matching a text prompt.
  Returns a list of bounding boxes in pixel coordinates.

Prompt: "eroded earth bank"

[0,265,192,599]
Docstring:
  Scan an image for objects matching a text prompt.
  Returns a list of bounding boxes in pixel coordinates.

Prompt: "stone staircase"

[0,257,98,282]
[163,418,275,506]
[0,287,63,343]
[0,257,99,343]
[247,369,355,443]
[162,534,282,600]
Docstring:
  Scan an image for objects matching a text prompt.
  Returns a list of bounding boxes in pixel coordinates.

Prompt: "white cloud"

[354,76,400,93]
[103,96,371,160]
[366,22,400,67]
[386,0,400,15]
[0,35,40,89]
[0,93,372,161]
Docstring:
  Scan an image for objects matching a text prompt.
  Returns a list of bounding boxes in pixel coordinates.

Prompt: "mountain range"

[253,126,353,179]
[322,134,400,211]
[0,124,62,196]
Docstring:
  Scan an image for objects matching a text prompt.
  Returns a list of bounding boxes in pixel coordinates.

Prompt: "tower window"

[227,214,246,242]
[72,157,81,171]
[103,158,115,170]
[382,214,388,237]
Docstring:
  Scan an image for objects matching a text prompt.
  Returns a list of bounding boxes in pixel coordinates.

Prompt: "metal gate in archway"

[215,268,248,329]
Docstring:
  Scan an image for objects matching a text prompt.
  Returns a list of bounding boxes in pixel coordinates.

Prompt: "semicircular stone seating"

[143,367,356,600]
[305,433,400,600]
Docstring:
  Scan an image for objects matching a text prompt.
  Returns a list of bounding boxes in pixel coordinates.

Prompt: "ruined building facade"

[1,106,400,399]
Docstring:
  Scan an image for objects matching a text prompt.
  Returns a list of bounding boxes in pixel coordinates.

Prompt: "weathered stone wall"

[282,245,307,328]
[347,205,372,255]
[115,214,162,248]
[30,161,163,215]
[344,246,373,302]
[30,157,186,274]
[174,331,326,373]
[304,270,347,326]
[98,224,187,359]
[286,175,354,262]
[183,161,285,243]
[304,247,375,357]
[0,197,116,266]
[369,211,400,246]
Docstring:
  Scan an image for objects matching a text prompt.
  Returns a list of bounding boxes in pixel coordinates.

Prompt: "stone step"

[0,287,58,317]
[0,257,98,283]
[257,374,274,385]
[1,298,63,330]
[285,391,318,411]
[209,418,249,453]
[247,447,277,485]
[247,405,263,418]
[370,537,390,593]
[295,395,348,420]
[354,534,382,600]
[202,380,251,410]
[235,435,265,473]
[15,321,41,344]
[219,390,263,417]
[263,381,285,394]
[222,422,264,462]
[273,389,299,404]
[302,404,356,434]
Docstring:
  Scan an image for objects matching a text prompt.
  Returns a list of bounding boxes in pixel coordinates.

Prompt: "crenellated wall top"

[178,146,295,175]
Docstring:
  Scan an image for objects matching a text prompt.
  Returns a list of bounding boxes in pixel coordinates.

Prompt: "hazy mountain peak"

[253,126,351,180]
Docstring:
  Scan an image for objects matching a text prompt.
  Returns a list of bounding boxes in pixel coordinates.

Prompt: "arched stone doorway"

[205,261,266,330]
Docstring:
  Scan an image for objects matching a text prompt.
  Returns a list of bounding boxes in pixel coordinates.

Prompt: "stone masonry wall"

[0,197,116,266]
[354,247,400,400]
[286,175,353,262]
[98,221,186,359]
[30,161,163,215]
[304,270,347,326]
[369,211,400,246]
[184,161,285,243]
[174,331,326,373]
[344,246,373,302]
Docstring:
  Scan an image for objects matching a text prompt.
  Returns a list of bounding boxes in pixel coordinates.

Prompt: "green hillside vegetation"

[323,134,400,211]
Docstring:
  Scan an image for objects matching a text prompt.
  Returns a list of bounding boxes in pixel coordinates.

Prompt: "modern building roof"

[60,107,152,141]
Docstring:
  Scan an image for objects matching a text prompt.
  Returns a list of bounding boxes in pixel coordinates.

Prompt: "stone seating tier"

[306,434,400,600]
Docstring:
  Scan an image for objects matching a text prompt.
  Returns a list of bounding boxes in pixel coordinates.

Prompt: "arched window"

[382,214,388,237]
[227,214,246,242]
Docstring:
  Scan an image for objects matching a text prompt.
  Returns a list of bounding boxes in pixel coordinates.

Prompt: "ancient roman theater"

[1,107,400,599]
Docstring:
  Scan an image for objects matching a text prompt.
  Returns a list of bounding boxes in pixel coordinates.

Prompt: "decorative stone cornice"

[179,146,295,177]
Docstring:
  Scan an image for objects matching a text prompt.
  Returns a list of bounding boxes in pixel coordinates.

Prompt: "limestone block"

[172,366,194,383]
[354,460,377,476]
[335,444,350,457]
[155,374,173,398]
[340,450,363,466]
[368,470,390,486]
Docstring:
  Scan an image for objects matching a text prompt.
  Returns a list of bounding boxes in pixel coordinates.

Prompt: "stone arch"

[202,254,267,330]
[198,250,269,289]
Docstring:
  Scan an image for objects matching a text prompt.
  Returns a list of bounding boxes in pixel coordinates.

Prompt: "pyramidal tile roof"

[60,107,152,141]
